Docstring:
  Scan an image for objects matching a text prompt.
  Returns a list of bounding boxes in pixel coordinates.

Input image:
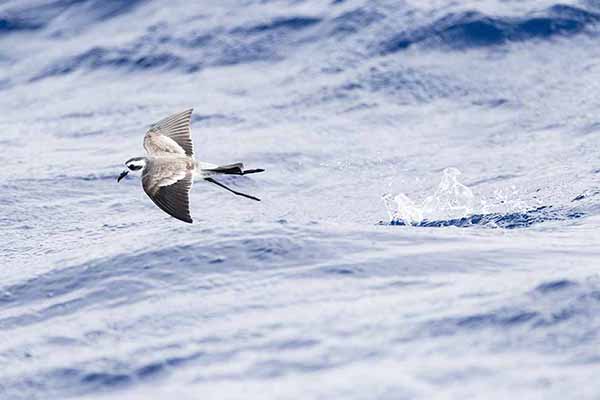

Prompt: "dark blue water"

[2,1,600,399]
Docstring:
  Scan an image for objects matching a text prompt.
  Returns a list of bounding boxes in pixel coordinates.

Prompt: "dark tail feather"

[241,168,265,175]
[205,163,265,176]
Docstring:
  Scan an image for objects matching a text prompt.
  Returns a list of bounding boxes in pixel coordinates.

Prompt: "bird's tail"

[204,163,265,176]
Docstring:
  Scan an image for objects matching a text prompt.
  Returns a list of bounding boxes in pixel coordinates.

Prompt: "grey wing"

[143,109,194,157]
[142,163,194,223]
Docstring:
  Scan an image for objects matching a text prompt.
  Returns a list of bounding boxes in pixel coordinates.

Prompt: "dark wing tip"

[167,211,193,224]
[152,195,194,223]
[168,210,193,223]
[143,174,194,224]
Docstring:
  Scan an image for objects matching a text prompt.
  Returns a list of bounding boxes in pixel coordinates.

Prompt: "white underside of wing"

[144,109,195,157]
[144,133,187,156]
[157,169,187,187]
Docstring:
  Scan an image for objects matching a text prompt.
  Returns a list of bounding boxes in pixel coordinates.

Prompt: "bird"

[117,108,264,223]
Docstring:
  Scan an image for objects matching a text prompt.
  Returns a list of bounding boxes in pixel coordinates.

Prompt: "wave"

[0,228,329,327]
[1,349,206,400]
[32,12,324,80]
[231,16,321,35]
[12,2,600,82]
[0,16,43,32]
[0,0,143,34]
[385,205,585,229]
[381,5,600,53]
[32,47,190,81]
[425,277,599,338]
[329,8,384,36]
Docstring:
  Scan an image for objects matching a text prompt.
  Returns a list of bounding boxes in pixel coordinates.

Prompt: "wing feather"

[142,160,194,223]
[144,109,194,157]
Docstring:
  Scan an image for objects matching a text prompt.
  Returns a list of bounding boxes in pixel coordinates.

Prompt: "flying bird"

[117,109,264,223]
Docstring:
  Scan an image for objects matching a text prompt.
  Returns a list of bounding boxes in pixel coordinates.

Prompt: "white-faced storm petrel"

[117,109,264,223]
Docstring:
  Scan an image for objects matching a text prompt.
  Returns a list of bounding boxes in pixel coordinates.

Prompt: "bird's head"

[117,157,147,182]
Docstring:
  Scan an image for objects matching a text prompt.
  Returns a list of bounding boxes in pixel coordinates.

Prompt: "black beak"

[117,170,129,182]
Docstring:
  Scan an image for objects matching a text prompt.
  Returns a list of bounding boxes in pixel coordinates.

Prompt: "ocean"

[1,0,600,399]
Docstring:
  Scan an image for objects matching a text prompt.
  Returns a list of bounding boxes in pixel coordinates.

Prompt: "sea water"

[1,1,600,399]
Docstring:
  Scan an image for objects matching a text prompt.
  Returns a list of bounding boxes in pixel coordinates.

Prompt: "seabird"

[117,109,264,223]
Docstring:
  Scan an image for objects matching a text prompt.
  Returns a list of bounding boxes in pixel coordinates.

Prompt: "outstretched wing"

[143,109,194,157]
[142,160,194,223]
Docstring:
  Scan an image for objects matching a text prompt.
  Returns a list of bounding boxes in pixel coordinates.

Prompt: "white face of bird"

[117,157,147,182]
[126,157,147,171]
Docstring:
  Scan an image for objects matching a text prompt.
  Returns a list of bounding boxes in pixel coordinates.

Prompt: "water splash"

[383,168,475,225]
[382,169,590,228]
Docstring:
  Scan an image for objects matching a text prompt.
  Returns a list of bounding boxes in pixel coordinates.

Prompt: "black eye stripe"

[129,165,143,170]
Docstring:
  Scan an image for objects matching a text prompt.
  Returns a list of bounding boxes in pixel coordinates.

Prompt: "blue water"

[2,0,600,399]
